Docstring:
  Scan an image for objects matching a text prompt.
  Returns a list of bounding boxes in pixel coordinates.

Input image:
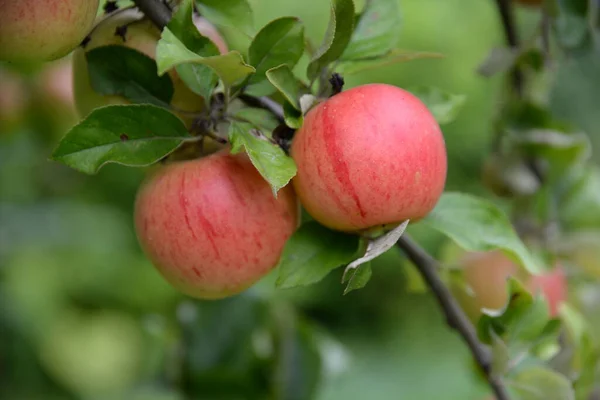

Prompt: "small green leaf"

[86,46,174,107]
[266,64,302,109]
[195,0,254,35]
[342,220,409,283]
[248,17,304,86]
[307,0,355,81]
[228,121,296,194]
[477,277,552,346]
[342,0,402,60]
[335,49,444,75]
[157,28,255,90]
[52,105,190,174]
[423,192,543,274]
[409,86,466,125]
[343,263,372,295]
[508,366,574,400]
[168,0,220,100]
[233,108,280,132]
[283,102,303,129]
[559,304,600,398]
[276,221,360,289]
[513,129,591,176]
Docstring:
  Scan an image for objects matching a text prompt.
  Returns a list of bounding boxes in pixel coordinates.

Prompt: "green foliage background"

[1,0,599,399]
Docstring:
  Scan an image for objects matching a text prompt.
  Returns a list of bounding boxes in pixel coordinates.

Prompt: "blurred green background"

[1,0,599,399]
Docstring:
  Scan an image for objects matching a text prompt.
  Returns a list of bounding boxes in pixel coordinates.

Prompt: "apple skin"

[460,251,567,318]
[529,268,567,317]
[72,8,227,121]
[134,151,299,299]
[291,84,447,232]
[0,0,99,63]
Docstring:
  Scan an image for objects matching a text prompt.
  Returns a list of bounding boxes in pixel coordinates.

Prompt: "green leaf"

[477,277,552,346]
[157,27,255,90]
[248,17,304,86]
[266,64,302,110]
[559,304,599,398]
[276,221,360,289]
[342,220,409,283]
[343,263,372,295]
[335,49,444,75]
[423,192,543,274]
[307,0,355,81]
[86,46,174,107]
[195,0,254,35]
[409,86,466,125]
[283,102,303,129]
[228,120,296,194]
[342,0,402,60]
[508,366,574,400]
[168,0,220,100]
[51,105,190,174]
[233,108,280,132]
[513,130,591,177]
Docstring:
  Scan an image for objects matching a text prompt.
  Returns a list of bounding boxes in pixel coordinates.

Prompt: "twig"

[494,0,524,96]
[396,236,511,400]
[238,94,285,124]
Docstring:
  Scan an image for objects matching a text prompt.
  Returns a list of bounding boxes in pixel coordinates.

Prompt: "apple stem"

[396,235,512,400]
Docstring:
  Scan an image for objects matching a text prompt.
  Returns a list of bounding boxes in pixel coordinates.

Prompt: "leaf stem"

[396,235,511,400]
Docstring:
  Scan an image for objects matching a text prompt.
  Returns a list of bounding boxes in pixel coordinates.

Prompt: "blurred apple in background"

[451,250,567,319]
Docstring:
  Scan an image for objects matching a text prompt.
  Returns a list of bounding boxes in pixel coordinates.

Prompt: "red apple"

[134,151,299,299]
[291,84,447,232]
[460,250,567,317]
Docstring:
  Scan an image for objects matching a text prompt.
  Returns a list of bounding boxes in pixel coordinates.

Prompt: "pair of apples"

[0,0,448,298]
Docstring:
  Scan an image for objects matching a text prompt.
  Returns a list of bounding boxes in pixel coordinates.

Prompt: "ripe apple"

[134,151,299,299]
[0,0,99,63]
[72,8,227,122]
[291,84,447,232]
[460,250,567,317]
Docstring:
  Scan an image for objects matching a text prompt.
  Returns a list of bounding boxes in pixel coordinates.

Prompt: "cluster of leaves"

[469,0,600,397]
